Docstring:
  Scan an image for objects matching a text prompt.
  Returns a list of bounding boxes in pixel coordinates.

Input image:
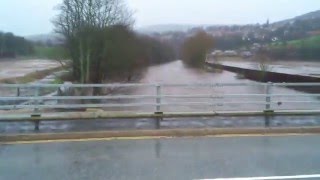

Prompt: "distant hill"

[24,9,320,40]
[25,33,64,45]
[139,10,320,33]
[137,24,198,33]
[293,10,320,21]
[274,10,320,26]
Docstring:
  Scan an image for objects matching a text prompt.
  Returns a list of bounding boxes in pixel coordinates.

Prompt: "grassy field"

[272,35,320,48]
[270,35,320,60]
[33,46,69,60]
[289,35,320,48]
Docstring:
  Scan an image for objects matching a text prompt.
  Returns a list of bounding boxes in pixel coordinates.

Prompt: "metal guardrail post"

[14,87,20,110]
[32,86,41,131]
[156,85,161,112]
[265,82,273,127]
[33,120,40,131]
[16,87,20,97]
[154,112,163,129]
[265,82,272,112]
[211,84,215,111]
[33,86,40,114]
[155,84,162,129]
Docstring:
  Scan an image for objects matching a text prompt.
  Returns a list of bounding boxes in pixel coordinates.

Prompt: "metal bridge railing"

[1,82,320,131]
[1,82,320,113]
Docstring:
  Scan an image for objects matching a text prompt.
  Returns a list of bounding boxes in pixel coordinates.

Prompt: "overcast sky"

[0,0,319,36]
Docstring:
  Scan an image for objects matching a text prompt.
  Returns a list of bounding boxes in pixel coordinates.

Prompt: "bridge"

[2,133,320,180]
[1,82,320,180]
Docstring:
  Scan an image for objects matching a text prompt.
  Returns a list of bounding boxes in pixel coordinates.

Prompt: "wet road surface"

[1,135,320,180]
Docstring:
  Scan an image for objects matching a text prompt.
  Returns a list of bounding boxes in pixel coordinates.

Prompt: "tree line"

[181,31,214,67]
[0,32,34,58]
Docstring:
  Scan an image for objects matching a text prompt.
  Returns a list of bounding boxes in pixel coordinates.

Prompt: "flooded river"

[107,60,320,112]
[2,60,320,133]
[0,59,60,80]
[1,60,319,113]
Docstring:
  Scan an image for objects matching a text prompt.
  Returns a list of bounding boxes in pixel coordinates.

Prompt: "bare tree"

[255,48,273,81]
[53,0,133,83]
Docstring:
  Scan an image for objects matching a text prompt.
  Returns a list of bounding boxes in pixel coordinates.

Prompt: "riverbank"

[211,57,320,78]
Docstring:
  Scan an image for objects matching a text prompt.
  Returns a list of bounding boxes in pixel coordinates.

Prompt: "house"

[223,50,238,57]
[241,51,253,58]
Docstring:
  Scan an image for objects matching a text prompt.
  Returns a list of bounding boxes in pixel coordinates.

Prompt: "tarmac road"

[1,135,320,180]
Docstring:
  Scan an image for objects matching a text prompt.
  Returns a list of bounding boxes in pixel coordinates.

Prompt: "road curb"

[2,127,320,143]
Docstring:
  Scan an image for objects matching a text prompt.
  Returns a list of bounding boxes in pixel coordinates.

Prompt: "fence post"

[265,82,273,112]
[156,84,161,112]
[33,86,40,114]
[211,84,217,112]
[14,87,20,110]
[264,82,273,127]
[16,87,20,97]
[32,86,41,131]
[155,84,163,129]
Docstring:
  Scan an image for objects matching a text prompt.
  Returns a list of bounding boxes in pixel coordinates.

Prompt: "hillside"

[290,35,320,48]
[293,10,320,21]
[274,10,320,26]
[25,33,64,45]
[138,24,197,33]
[273,35,320,48]
[269,35,320,60]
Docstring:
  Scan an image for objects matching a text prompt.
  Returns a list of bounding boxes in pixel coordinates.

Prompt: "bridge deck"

[1,135,320,180]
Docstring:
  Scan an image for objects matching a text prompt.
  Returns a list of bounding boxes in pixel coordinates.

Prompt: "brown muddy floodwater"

[105,60,320,112]
[0,59,60,80]
[1,60,320,133]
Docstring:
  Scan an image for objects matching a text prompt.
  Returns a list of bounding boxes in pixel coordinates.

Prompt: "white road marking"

[197,174,320,180]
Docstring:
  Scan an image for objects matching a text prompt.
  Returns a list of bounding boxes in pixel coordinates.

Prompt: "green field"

[272,35,320,48]
[289,35,320,48]
[270,35,320,60]
[33,46,69,60]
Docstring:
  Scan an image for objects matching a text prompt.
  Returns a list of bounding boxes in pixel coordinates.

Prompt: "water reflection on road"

[107,60,319,112]
[2,135,320,180]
